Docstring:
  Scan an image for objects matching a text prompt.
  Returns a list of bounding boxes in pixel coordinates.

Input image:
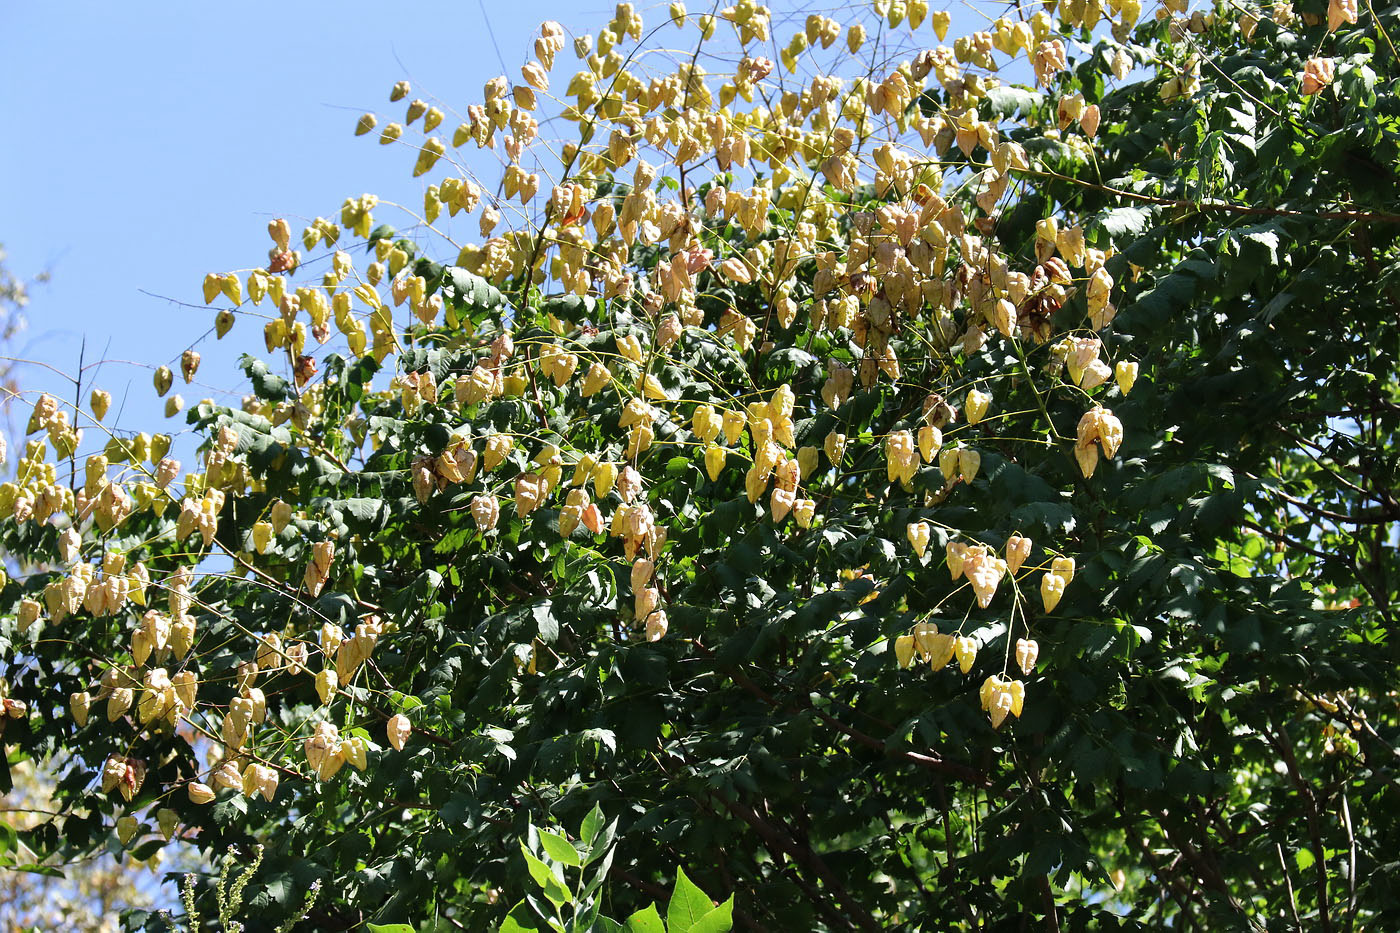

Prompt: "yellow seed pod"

[796,445,819,479]
[1116,361,1138,395]
[906,521,931,558]
[69,691,91,727]
[202,273,220,305]
[721,410,746,447]
[215,310,235,338]
[153,366,173,397]
[252,521,273,554]
[1051,556,1076,584]
[219,274,242,306]
[959,449,982,484]
[1040,572,1066,612]
[581,362,611,397]
[343,736,368,771]
[824,431,847,464]
[847,23,866,52]
[617,334,644,363]
[380,123,404,144]
[187,782,216,804]
[164,395,184,419]
[918,425,942,463]
[745,466,768,503]
[704,444,726,481]
[315,669,338,705]
[938,446,960,481]
[593,461,618,499]
[894,634,916,669]
[953,636,978,674]
[387,713,411,750]
[1006,534,1032,574]
[965,389,991,426]
[116,816,139,846]
[181,350,200,383]
[90,389,111,421]
[931,9,951,40]
[1015,638,1039,675]
[390,80,411,101]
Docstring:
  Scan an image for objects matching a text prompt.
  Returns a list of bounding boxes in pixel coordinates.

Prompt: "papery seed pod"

[157,808,179,841]
[343,736,368,770]
[1015,638,1040,675]
[284,641,309,675]
[988,689,1014,729]
[116,815,139,846]
[215,309,236,338]
[938,446,960,481]
[315,669,338,705]
[906,521,930,558]
[1051,556,1076,584]
[187,782,216,804]
[153,366,173,397]
[107,687,133,722]
[181,350,200,383]
[1115,361,1138,395]
[387,713,411,751]
[252,521,274,554]
[965,389,991,426]
[953,636,978,674]
[101,755,127,793]
[91,389,111,421]
[356,112,378,135]
[70,691,91,726]
[958,449,981,484]
[165,395,184,418]
[644,608,669,642]
[213,761,242,789]
[917,425,942,463]
[1041,572,1066,612]
[1006,534,1032,574]
[894,634,916,669]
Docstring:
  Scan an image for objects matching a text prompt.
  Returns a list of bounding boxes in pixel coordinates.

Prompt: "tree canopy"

[2,0,1399,930]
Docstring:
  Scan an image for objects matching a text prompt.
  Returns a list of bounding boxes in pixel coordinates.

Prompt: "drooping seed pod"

[387,713,411,751]
[953,636,978,674]
[90,389,111,421]
[1040,572,1066,612]
[1015,638,1040,675]
[894,634,916,669]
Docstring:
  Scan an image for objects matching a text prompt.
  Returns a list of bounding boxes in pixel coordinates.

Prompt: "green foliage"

[497,805,732,933]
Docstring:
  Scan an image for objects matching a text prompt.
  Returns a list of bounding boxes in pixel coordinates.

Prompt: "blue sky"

[0,0,587,453]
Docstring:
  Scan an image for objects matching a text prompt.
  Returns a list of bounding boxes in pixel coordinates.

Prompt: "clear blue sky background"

[0,0,589,454]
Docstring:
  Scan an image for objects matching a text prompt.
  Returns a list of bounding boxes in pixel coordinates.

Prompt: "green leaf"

[499,901,544,933]
[522,844,572,907]
[368,925,418,933]
[1295,847,1316,872]
[538,829,581,867]
[624,905,665,933]
[580,804,606,848]
[688,897,735,933]
[666,867,715,933]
